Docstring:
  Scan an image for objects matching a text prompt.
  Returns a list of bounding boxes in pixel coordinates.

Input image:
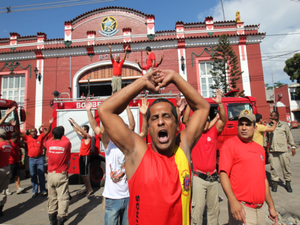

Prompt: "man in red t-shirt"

[135,46,164,72]
[0,128,12,217]
[68,118,93,196]
[15,118,53,198]
[6,132,24,195]
[45,126,71,225]
[190,90,226,225]
[109,44,128,94]
[219,110,278,225]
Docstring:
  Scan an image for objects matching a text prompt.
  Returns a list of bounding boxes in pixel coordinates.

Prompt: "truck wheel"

[89,160,105,187]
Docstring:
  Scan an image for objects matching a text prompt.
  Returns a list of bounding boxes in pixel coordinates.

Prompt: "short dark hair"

[58,126,65,135]
[271,111,279,117]
[52,127,64,139]
[255,114,262,123]
[82,125,90,133]
[146,46,151,52]
[11,132,18,139]
[147,98,178,125]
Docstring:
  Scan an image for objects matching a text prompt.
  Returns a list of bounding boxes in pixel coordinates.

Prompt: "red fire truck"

[51,94,258,187]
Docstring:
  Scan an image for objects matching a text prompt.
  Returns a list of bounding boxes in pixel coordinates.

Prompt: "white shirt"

[102,140,129,199]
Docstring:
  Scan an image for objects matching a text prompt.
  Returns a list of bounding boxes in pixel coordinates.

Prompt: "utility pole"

[272,73,276,111]
[220,0,226,21]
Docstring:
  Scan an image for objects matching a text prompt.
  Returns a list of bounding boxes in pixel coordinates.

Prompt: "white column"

[238,45,251,96]
[35,59,44,129]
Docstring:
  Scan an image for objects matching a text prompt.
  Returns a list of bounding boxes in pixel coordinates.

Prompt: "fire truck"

[51,94,258,187]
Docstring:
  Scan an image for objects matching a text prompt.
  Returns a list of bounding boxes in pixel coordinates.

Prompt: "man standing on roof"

[136,46,164,71]
[109,44,128,94]
[191,89,226,225]
[219,110,278,225]
[98,69,210,225]
[68,118,93,196]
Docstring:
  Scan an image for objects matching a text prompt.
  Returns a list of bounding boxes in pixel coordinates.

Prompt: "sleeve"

[258,124,267,132]
[23,135,29,141]
[39,132,46,141]
[150,53,155,60]
[218,139,234,175]
[286,124,296,146]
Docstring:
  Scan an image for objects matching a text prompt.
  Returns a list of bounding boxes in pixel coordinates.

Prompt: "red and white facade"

[0,6,268,130]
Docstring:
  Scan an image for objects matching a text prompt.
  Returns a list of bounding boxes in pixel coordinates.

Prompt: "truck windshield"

[227,103,252,121]
[0,108,18,124]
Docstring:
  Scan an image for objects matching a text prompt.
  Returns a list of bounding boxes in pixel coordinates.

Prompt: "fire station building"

[0,6,268,129]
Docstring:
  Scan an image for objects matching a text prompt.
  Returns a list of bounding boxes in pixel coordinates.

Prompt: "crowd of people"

[0,47,297,225]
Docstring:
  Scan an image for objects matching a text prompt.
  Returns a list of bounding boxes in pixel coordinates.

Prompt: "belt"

[113,75,121,77]
[30,155,42,159]
[241,201,263,209]
[48,171,67,175]
[193,171,218,182]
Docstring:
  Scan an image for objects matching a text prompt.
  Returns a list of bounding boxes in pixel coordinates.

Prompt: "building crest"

[99,16,119,37]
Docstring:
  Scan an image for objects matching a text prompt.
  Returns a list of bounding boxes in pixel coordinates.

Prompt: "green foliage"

[265,81,286,90]
[284,53,300,83]
[210,34,244,96]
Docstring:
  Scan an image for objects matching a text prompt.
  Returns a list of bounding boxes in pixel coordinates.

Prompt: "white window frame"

[1,75,25,106]
[199,61,214,98]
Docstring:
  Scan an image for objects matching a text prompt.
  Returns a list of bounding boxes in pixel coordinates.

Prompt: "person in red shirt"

[0,128,12,217]
[219,110,278,225]
[68,118,93,196]
[6,132,24,195]
[136,46,164,71]
[98,69,210,225]
[15,118,53,198]
[45,126,71,225]
[109,44,128,94]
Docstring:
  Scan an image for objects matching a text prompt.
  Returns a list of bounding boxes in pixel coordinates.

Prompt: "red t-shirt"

[61,136,69,141]
[9,140,21,164]
[144,52,155,70]
[111,58,124,76]
[24,133,46,158]
[192,126,220,173]
[45,139,71,173]
[176,122,186,135]
[0,141,12,168]
[128,145,191,225]
[80,138,91,156]
[219,136,266,204]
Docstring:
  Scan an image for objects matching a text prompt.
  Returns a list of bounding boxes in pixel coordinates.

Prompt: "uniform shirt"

[145,52,155,70]
[219,136,266,204]
[24,133,46,158]
[192,126,220,173]
[128,145,191,225]
[79,138,91,156]
[45,139,71,173]
[111,58,124,76]
[0,141,12,168]
[253,124,267,146]
[102,140,129,199]
[9,140,21,164]
[263,120,295,152]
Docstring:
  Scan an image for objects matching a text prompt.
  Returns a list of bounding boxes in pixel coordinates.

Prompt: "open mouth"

[158,130,169,143]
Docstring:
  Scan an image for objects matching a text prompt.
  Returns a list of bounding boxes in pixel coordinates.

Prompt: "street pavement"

[1,129,300,225]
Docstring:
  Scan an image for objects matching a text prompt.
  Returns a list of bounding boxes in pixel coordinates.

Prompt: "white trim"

[72,61,142,98]
[35,59,44,129]
[238,45,251,96]
[177,49,187,81]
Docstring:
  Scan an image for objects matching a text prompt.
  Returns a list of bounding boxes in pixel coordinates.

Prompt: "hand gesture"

[9,119,16,126]
[161,55,164,59]
[230,200,246,224]
[142,69,161,93]
[154,69,177,89]
[5,106,16,116]
[85,98,92,111]
[49,118,54,124]
[135,59,139,63]
[268,206,278,225]
[212,89,222,104]
[176,95,182,107]
[68,118,75,125]
[139,97,149,115]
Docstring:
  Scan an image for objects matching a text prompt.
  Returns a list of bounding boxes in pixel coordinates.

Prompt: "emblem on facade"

[99,16,119,37]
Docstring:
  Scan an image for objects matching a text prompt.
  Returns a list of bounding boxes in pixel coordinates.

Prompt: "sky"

[0,0,300,87]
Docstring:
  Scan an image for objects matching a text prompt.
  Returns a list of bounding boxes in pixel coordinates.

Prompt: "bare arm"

[108,44,113,61]
[38,124,44,134]
[213,90,226,133]
[100,125,109,149]
[152,59,155,69]
[123,46,128,61]
[138,97,149,139]
[10,119,24,137]
[126,105,135,131]
[220,171,246,223]
[182,104,191,126]
[44,118,53,137]
[135,59,142,70]
[0,106,16,126]
[68,118,89,139]
[86,99,101,136]
[265,120,277,132]
[265,179,278,225]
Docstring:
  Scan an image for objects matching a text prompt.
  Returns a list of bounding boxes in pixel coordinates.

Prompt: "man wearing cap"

[219,110,278,225]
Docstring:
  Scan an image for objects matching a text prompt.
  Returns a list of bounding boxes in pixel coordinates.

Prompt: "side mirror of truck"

[20,107,26,122]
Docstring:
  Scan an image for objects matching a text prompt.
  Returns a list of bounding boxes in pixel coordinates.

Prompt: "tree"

[265,81,286,90]
[284,53,300,83]
[210,34,244,96]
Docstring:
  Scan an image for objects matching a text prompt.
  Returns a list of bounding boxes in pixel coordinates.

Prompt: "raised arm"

[182,104,191,126]
[68,118,89,139]
[123,45,128,61]
[156,70,210,156]
[126,105,135,131]
[38,124,44,134]
[138,97,149,139]
[108,44,113,61]
[135,59,142,70]
[43,118,53,136]
[213,90,226,133]
[86,99,100,136]
[265,120,277,132]
[176,96,187,122]
[208,114,218,130]
[0,106,16,126]
[100,124,109,149]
